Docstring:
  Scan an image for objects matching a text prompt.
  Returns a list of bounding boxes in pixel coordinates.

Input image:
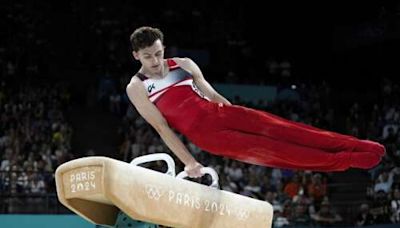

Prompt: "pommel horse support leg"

[55,155,273,228]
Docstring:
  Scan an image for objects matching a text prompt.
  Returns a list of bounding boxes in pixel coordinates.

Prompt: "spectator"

[391,188,400,223]
[307,173,327,207]
[283,174,302,199]
[290,203,312,226]
[311,198,342,226]
[370,190,391,224]
[355,203,376,226]
[374,170,394,193]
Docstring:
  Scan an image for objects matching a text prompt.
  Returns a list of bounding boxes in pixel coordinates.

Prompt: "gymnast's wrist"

[184,158,198,167]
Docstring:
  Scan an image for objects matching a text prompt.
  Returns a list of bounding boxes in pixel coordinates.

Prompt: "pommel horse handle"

[130,153,176,177]
[177,167,220,189]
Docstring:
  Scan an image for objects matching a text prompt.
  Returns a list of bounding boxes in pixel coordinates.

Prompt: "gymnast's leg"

[194,129,381,172]
[213,103,385,156]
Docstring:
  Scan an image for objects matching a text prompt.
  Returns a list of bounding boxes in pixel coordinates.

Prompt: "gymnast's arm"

[126,77,203,177]
[174,57,231,105]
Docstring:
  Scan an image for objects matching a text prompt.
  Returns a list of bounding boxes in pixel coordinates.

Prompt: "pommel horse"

[55,154,273,227]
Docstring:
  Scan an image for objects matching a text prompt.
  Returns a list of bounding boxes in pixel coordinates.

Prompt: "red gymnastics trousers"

[155,86,385,172]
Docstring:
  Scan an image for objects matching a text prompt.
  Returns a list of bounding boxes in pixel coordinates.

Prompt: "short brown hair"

[130,26,164,52]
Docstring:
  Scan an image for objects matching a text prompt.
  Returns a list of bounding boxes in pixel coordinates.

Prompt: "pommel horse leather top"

[55,155,273,228]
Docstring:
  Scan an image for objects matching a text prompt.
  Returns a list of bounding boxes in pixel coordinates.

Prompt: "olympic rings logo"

[144,184,163,201]
[236,209,250,221]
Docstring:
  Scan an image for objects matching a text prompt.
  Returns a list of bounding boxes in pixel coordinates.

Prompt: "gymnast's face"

[133,39,165,76]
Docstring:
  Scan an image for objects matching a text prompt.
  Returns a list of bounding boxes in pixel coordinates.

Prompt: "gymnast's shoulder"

[170,57,197,73]
[170,57,193,65]
[126,74,143,91]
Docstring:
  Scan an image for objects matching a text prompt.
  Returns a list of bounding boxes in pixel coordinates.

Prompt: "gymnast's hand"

[184,162,204,178]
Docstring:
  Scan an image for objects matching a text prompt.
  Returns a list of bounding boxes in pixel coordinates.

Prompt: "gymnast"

[126,26,385,178]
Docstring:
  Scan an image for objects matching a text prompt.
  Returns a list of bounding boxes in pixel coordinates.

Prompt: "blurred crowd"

[0,0,296,86]
[0,80,74,212]
[351,78,400,226]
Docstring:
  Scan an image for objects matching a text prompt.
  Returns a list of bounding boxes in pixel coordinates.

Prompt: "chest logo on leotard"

[148,83,156,93]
